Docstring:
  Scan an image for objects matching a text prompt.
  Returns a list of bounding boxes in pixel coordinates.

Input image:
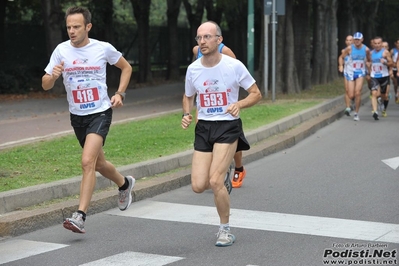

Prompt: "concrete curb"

[0,92,369,237]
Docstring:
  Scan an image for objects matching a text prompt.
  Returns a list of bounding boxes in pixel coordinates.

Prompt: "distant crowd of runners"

[338,32,399,121]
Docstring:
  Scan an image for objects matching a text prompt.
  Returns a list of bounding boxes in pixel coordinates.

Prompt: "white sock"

[220,223,230,230]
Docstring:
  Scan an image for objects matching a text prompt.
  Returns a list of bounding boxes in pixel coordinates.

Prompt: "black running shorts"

[375,76,390,94]
[369,76,390,94]
[368,77,380,91]
[194,119,250,152]
[70,108,113,148]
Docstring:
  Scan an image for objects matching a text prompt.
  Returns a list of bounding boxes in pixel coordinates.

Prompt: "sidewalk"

[0,83,366,237]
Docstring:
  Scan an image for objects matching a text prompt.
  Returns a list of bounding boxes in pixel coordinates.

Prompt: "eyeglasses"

[194,34,220,42]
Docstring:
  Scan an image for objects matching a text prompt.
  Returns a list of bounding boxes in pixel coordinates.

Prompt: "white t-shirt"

[185,54,255,121]
[44,38,122,115]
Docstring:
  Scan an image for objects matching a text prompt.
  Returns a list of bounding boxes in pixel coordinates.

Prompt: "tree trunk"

[88,0,114,43]
[131,0,152,83]
[182,0,205,55]
[327,0,339,82]
[204,0,223,24]
[0,0,6,65]
[41,0,64,94]
[293,0,312,91]
[89,0,121,87]
[224,1,248,62]
[275,15,285,94]
[258,5,265,95]
[167,0,182,80]
[41,0,63,57]
[283,0,300,94]
[337,0,356,50]
[361,0,379,43]
[311,0,326,85]
[320,1,328,84]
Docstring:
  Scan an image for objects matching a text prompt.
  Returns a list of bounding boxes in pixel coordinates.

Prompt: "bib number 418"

[73,88,99,103]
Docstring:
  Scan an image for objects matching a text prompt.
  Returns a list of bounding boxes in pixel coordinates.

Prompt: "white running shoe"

[344,107,351,116]
[118,176,135,211]
[63,212,85,233]
[215,229,236,247]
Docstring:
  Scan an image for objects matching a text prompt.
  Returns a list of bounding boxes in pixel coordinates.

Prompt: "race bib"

[372,63,383,73]
[352,61,364,70]
[199,92,227,107]
[199,92,228,116]
[72,87,99,103]
[70,80,102,110]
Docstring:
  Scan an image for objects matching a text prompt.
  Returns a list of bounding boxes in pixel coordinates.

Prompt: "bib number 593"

[199,92,227,107]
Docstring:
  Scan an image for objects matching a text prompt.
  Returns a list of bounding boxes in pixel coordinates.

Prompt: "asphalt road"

[1,99,398,266]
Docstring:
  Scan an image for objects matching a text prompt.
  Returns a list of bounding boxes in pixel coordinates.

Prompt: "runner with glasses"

[182,21,261,247]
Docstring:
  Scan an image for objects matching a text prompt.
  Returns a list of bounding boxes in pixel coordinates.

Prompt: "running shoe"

[215,228,236,247]
[232,168,246,188]
[63,212,85,233]
[382,110,387,117]
[118,175,135,211]
[344,107,351,116]
[224,164,233,194]
[373,112,379,120]
[353,114,359,121]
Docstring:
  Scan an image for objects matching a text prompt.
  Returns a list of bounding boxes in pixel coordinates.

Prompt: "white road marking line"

[0,239,68,265]
[79,251,184,266]
[382,156,399,170]
[107,200,399,244]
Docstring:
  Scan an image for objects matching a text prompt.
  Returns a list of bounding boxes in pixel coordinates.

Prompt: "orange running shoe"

[232,168,246,188]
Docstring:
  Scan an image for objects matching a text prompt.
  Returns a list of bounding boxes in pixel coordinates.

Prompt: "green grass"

[0,79,345,192]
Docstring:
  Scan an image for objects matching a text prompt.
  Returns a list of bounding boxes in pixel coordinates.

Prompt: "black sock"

[118,177,129,191]
[235,166,244,172]
[77,210,86,221]
[384,100,389,109]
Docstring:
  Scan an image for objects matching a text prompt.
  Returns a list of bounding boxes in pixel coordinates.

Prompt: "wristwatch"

[182,113,190,118]
[115,91,126,100]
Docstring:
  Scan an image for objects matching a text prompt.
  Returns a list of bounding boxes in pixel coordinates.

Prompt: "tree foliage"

[1,0,398,94]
